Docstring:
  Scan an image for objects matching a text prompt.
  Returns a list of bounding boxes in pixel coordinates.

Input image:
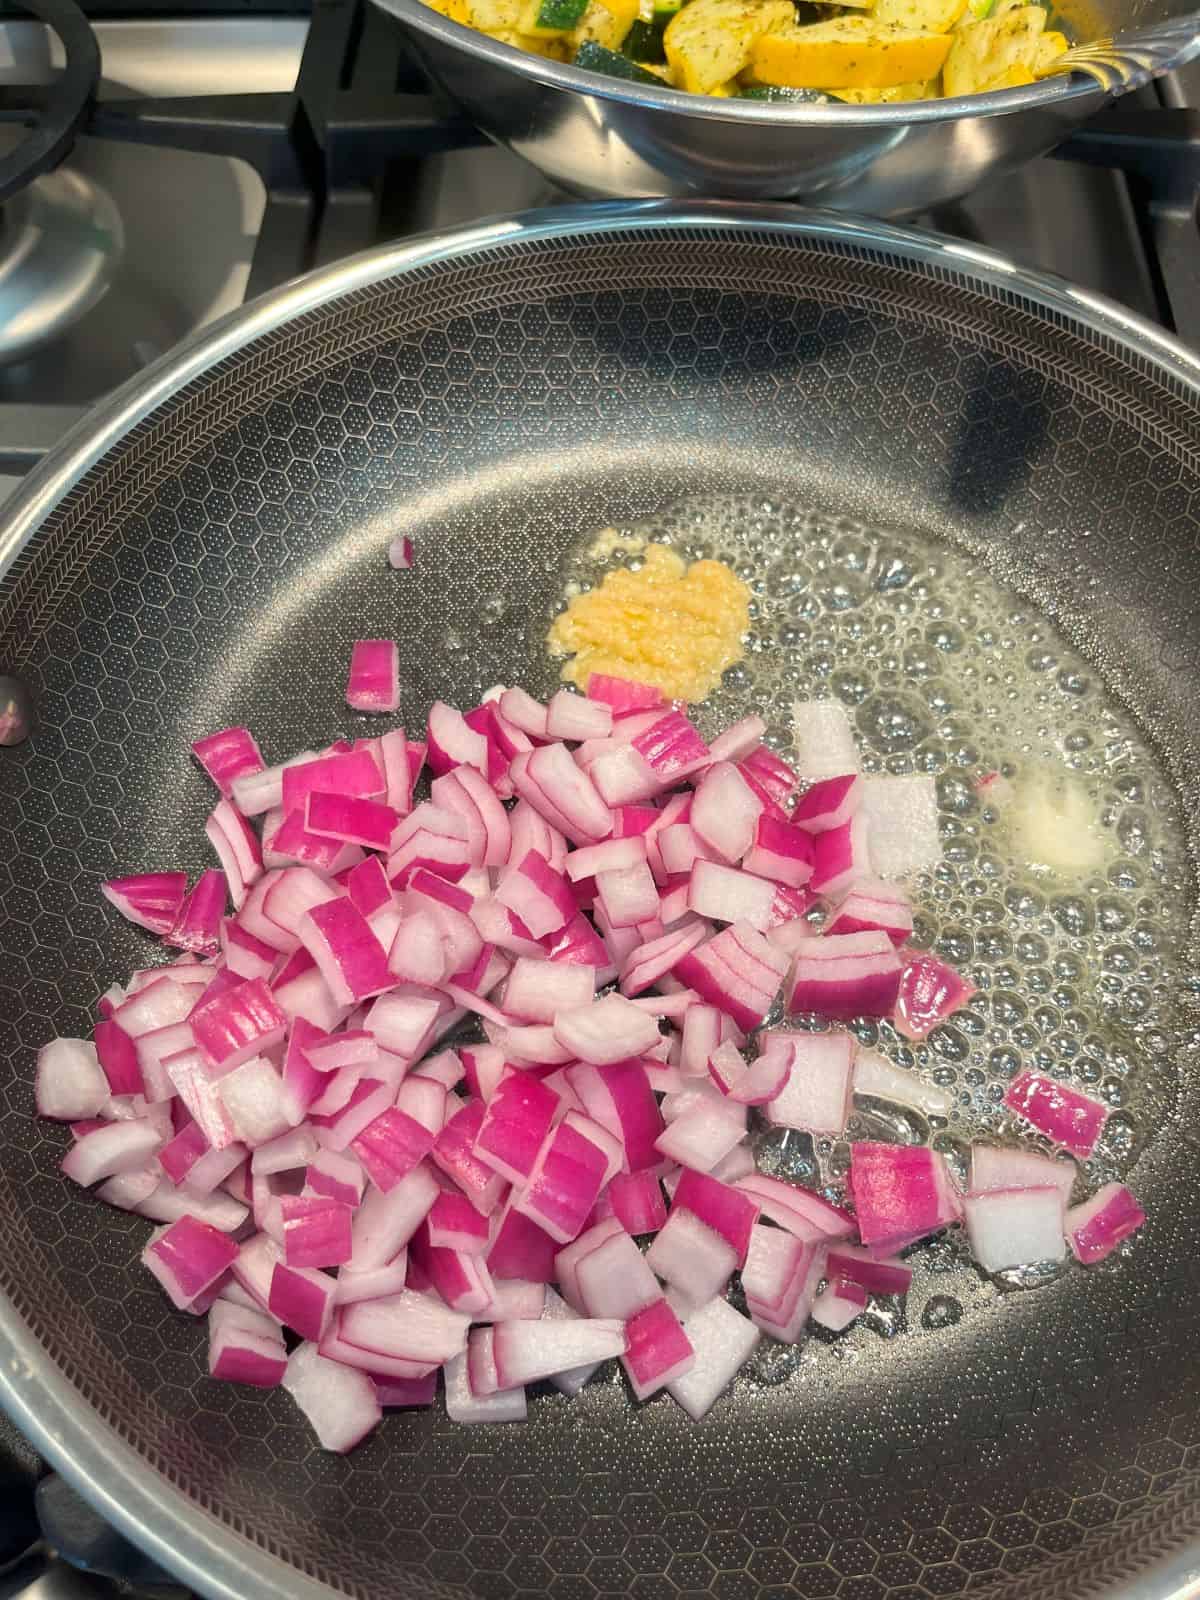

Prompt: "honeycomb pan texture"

[1,218,1199,1600]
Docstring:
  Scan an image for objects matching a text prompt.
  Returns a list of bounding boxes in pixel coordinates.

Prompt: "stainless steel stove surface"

[0,4,1197,1594]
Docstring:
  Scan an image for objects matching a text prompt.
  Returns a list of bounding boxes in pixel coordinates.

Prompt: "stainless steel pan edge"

[3,200,1200,1600]
[370,0,1200,206]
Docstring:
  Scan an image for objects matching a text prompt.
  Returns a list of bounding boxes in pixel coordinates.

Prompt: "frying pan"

[1,203,1199,1600]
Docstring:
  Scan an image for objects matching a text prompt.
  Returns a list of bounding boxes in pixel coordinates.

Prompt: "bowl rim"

[378,0,1108,123]
[3,202,1200,1600]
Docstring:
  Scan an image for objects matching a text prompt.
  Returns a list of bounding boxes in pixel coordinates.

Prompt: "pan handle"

[0,675,32,746]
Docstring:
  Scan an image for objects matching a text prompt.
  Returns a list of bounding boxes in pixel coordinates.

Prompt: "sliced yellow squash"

[422,0,472,21]
[1034,28,1069,70]
[831,74,937,98]
[941,3,1045,94]
[872,0,966,32]
[664,0,795,94]
[571,0,640,45]
[467,0,523,28]
[751,17,952,89]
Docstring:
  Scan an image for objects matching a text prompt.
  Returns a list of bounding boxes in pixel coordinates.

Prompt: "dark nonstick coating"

[1,212,1199,1600]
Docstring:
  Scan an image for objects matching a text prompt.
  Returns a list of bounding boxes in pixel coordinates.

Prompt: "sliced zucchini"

[623,16,668,57]
[519,0,589,37]
[574,37,671,77]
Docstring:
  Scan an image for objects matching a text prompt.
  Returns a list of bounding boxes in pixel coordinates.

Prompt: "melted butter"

[551,496,1194,1194]
[546,541,750,702]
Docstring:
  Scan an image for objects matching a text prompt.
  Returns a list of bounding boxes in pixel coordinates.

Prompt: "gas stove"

[0,1,1198,1592]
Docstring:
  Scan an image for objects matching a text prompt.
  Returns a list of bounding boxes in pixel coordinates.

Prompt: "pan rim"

[2,198,1200,1600]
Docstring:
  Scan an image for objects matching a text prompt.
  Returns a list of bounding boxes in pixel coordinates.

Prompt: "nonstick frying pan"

[0,204,1199,1600]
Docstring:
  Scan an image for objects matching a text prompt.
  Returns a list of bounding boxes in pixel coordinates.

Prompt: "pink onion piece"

[809,814,870,899]
[492,1316,625,1389]
[962,1186,1066,1273]
[893,953,976,1040]
[350,1107,437,1193]
[388,535,414,570]
[487,1203,557,1282]
[810,1280,868,1333]
[687,860,777,930]
[63,1118,163,1187]
[740,744,799,811]
[192,727,265,799]
[101,871,189,937]
[673,920,789,1032]
[823,1245,912,1297]
[283,1343,381,1453]
[762,1030,856,1136]
[281,1194,354,1268]
[741,815,814,889]
[475,1073,561,1187]
[691,761,763,864]
[553,992,661,1066]
[166,870,227,955]
[706,716,766,766]
[205,800,264,910]
[742,1223,824,1338]
[269,1260,336,1341]
[825,878,912,948]
[848,1142,960,1254]
[1066,1182,1145,1264]
[143,1214,239,1310]
[969,1144,1075,1205]
[192,977,288,1072]
[546,689,613,741]
[631,711,711,785]
[734,1171,856,1240]
[281,746,385,812]
[345,639,400,714]
[93,1019,144,1098]
[298,898,394,1007]
[608,1170,666,1234]
[565,1060,664,1173]
[36,1038,109,1121]
[305,791,398,852]
[787,930,902,1020]
[793,773,862,833]
[1003,1071,1108,1159]
[305,1147,365,1209]
[208,1301,287,1387]
[665,1295,759,1420]
[388,806,473,893]
[623,1296,695,1400]
[513,1118,612,1245]
[586,673,664,714]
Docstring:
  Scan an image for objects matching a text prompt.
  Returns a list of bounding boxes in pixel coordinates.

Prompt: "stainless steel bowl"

[372,0,1200,208]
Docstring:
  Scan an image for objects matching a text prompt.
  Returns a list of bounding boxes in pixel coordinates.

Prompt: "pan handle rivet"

[0,675,32,746]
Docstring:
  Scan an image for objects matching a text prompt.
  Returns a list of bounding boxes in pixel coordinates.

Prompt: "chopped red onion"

[608,1169,666,1234]
[787,929,902,1019]
[673,919,789,1032]
[388,536,414,570]
[142,1214,239,1310]
[691,761,763,864]
[1003,1071,1108,1159]
[741,814,814,889]
[553,991,661,1065]
[192,727,265,799]
[848,1142,960,1254]
[665,1295,759,1420]
[792,701,859,783]
[166,870,227,956]
[969,1144,1075,1205]
[810,1279,868,1333]
[62,1118,163,1187]
[491,1316,625,1388]
[859,774,942,879]
[762,1030,855,1136]
[734,1171,856,1240]
[37,1037,109,1121]
[283,1343,381,1452]
[100,871,189,937]
[586,673,664,714]
[345,639,400,714]
[281,1194,354,1268]
[1066,1182,1145,1264]
[893,952,975,1039]
[823,1245,912,1297]
[826,877,913,947]
[963,1185,1066,1273]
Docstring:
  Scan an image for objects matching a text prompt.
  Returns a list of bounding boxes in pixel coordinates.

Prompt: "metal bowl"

[374,0,1200,208]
